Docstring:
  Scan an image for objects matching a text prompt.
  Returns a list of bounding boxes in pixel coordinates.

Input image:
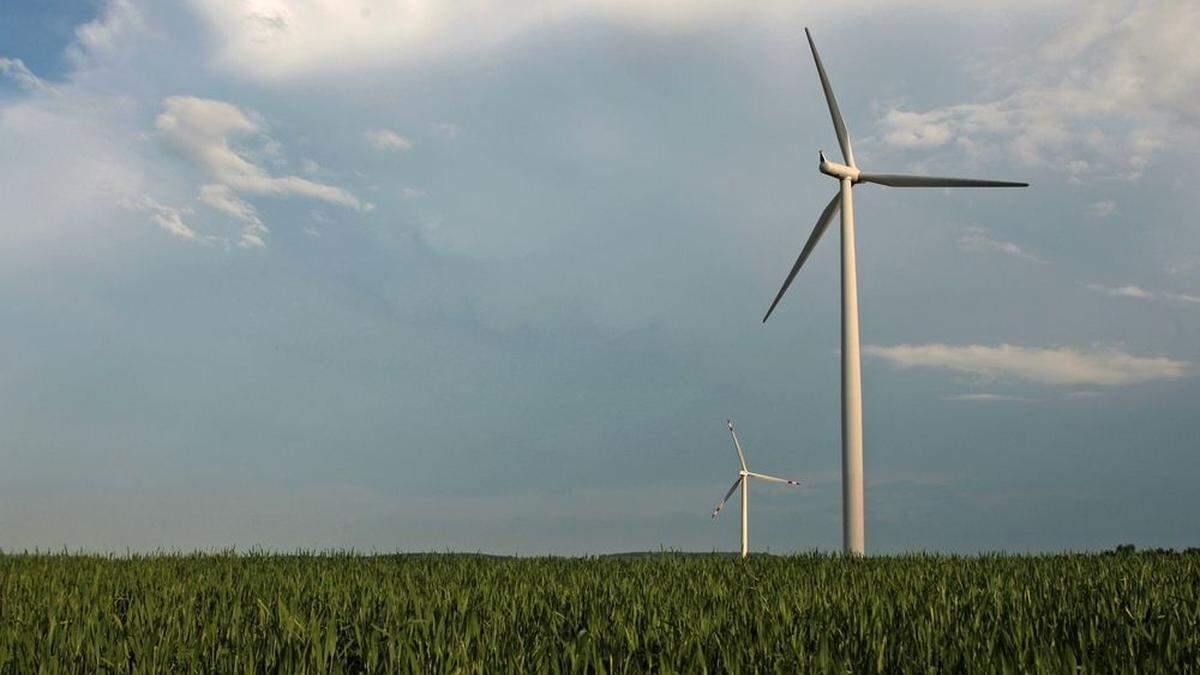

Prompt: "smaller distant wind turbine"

[712,420,802,558]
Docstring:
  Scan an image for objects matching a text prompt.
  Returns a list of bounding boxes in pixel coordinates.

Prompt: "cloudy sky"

[2,0,1197,554]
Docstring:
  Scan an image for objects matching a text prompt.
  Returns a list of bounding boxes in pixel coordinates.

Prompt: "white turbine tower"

[712,420,802,558]
[762,29,1029,556]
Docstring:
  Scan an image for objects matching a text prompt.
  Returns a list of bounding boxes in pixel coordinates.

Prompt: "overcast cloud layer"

[1,0,1198,554]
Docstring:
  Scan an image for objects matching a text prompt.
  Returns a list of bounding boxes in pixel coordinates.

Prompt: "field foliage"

[0,550,1197,672]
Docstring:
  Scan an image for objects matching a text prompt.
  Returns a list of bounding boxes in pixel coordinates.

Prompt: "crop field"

[1,551,1197,673]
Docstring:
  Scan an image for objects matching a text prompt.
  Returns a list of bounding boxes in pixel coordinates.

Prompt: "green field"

[1,550,1197,672]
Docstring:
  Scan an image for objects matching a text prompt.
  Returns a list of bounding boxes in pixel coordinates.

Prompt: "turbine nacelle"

[819,151,860,182]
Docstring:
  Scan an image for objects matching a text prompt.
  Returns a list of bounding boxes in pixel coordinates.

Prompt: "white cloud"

[866,343,1192,386]
[197,184,268,248]
[432,122,463,140]
[943,393,1039,402]
[189,0,1071,82]
[1089,199,1116,217]
[879,109,954,149]
[1084,284,1200,307]
[121,195,205,243]
[958,226,1044,263]
[876,0,1200,180]
[156,96,364,210]
[187,1,773,81]
[1085,283,1154,300]
[365,129,412,152]
[0,58,52,93]
[1166,256,1200,276]
[1165,292,1200,305]
[67,0,144,67]
[198,183,255,222]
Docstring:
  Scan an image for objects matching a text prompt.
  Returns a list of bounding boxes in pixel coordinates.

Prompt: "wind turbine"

[712,420,802,558]
[762,29,1028,556]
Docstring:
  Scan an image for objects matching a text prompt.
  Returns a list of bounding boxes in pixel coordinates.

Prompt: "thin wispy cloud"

[1085,283,1153,300]
[943,393,1040,402]
[432,122,463,140]
[1165,292,1200,305]
[1085,283,1200,307]
[197,184,267,248]
[365,129,412,152]
[1089,200,1117,218]
[958,226,1044,263]
[0,57,52,93]
[121,195,205,243]
[866,343,1192,387]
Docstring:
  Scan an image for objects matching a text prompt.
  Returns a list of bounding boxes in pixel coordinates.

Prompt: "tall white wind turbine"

[762,29,1028,555]
[712,420,802,558]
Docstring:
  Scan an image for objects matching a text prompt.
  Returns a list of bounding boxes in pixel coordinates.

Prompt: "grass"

[1,550,1197,672]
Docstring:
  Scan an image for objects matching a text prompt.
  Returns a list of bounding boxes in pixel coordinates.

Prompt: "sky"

[1,0,1197,555]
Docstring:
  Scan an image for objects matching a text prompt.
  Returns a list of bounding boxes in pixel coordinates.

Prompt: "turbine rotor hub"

[819,152,860,182]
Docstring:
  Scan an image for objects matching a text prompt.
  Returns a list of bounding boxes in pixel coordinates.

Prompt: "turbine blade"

[747,471,802,486]
[762,191,841,323]
[805,28,855,167]
[858,173,1028,188]
[727,419,748,471]
[712,477,742,518]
